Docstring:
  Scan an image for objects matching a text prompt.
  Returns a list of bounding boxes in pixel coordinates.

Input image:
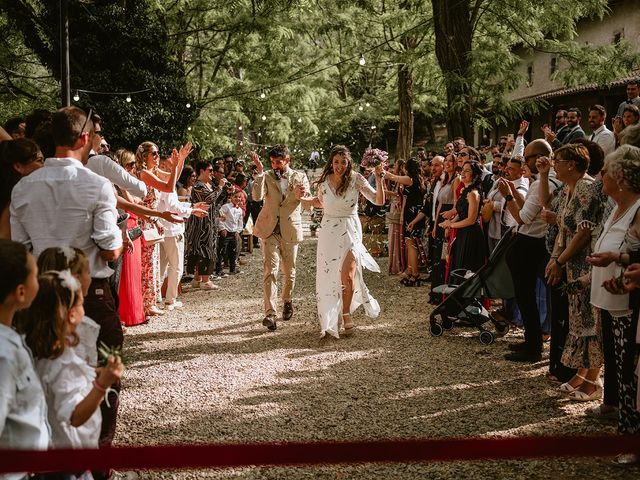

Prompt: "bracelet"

[92,380,107,393]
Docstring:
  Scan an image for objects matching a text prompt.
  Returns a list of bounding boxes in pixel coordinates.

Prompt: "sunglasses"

[80,108,93,136]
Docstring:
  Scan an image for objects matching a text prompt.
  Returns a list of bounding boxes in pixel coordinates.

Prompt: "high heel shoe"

[569,378,603,402]
[401,275,422,287]
[559,374,586,394]
[342,313,354,336]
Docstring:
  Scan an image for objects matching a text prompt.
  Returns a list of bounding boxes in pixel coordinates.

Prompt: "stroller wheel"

[479,331,495,345]
[495,322,510,337]
[430,322,444,337]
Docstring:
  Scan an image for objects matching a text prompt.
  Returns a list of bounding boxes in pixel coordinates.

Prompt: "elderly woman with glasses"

[538,144,605,401]
[585,145,640,455]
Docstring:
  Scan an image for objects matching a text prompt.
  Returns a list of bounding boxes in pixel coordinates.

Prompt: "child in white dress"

[0,239,49,480]
[19,270,123,478]
[37,247,100,366]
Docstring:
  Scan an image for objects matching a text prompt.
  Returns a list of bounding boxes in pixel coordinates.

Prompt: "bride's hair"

[314,145,353,196]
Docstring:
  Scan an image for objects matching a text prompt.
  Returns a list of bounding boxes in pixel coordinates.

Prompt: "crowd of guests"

[0,106,263,479]
[376,79,640,465]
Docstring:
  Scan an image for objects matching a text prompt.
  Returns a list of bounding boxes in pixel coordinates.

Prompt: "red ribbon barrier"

[1,435,639,474]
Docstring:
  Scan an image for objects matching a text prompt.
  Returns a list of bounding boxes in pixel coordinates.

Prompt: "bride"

[297,145,385,338]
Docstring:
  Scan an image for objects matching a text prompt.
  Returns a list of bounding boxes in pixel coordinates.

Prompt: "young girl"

[37,246,99,366]
[0,239,49,461]
[20,271,123,456]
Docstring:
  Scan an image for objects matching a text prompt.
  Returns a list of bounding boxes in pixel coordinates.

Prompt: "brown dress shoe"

[282,302,293,321]
[262,314,277,331]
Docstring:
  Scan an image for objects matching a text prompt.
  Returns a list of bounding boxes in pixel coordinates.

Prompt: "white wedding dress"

[316,172,381,338]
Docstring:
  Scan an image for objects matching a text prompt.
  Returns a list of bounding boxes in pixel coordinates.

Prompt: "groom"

[250,145,310,331]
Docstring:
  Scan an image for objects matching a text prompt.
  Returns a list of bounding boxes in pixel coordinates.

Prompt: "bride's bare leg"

[340,251,357,330]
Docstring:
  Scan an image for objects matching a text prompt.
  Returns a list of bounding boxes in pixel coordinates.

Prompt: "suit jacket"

[552,125,585,149]
[251,169,310,242]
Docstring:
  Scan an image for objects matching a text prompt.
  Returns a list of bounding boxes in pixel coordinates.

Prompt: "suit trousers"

[261,232,298,315]
[160,234,184,304]
[506,233,548,355]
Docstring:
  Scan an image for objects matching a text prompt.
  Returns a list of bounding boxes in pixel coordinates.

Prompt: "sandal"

[342,313,354,336]
[559,374,586,394]
[401,275,422,287]
[569,378,602,402]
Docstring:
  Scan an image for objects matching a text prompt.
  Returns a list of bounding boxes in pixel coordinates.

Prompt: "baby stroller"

[428,227,517,345]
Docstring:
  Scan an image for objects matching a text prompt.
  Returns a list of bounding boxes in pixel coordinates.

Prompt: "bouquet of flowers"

[361,148,389,169]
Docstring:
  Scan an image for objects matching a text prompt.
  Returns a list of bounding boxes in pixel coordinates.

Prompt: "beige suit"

[252,169,310,315]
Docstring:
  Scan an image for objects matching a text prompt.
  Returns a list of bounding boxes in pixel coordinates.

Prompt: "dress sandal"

[400,275,422,287]
[559,374,586,394]
[569,378,603,402]
[342,313,354,336]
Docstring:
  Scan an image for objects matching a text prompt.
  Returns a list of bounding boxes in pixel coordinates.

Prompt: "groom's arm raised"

[250,151,267,201]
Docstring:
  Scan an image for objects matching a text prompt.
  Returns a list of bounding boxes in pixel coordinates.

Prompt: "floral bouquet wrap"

[361,148,389,169]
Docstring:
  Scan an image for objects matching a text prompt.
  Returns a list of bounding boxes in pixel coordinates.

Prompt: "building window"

[613,30,623,45]
[550,57,557,77]
[527,63,534,87]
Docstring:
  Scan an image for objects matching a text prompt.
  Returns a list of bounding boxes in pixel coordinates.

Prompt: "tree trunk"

[396,63,414,161]
[431,0,473,141]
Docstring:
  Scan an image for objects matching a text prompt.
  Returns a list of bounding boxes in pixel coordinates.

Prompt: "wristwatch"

[505,194,514,202]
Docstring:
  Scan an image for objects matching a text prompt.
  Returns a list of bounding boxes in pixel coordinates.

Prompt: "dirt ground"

[115,237,638,479]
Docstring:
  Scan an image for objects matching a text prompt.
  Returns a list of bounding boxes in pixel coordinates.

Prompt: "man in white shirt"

[86,113,147,199]
[215,190,245,277]
[502,138,561,362]
[616,80,640,117]
[10,106,123,451]
[588,105,616,156]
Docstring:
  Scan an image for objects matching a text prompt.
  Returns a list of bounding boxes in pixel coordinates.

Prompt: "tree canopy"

[1,0,638,160]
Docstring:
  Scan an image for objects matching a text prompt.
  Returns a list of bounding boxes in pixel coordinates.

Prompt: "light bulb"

[238,126,243,131]
[261,115,267,121]
[186,103,191,108]
[214,128,218,132]
[260,92,266,99]
[72,91,80,102]
[359,55,366,66]
[358,106,364,111]
[324,130,328,133]
[188,127,192,131]
[366,102,371,107]
[297,117,302,123]
[239,141,243,146]
[371,125,377,130]
[258,132,262,137]
[125,95,132,103]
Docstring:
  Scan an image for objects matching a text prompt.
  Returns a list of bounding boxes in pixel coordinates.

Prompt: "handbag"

[142,226,164,246]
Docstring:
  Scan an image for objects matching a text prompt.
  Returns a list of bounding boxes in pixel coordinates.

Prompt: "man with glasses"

[85,113,147,199]
[501,137,562,362]
[543,108,586,149]
[10,106,124,451]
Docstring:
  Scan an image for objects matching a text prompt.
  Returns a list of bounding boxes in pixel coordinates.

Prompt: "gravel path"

[115,238,639,479]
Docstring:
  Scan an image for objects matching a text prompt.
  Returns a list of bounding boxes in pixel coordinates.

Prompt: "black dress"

[450,186,486,273]
[402,179,425,238]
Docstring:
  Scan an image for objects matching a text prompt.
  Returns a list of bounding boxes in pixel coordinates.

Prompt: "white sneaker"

[164,301,184,311]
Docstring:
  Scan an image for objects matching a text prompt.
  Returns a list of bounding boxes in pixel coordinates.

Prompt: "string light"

[72,91,80,102]
[238,126,243,131]
[359,55,366,66]
[371,125,377,130]
[186,103,191,108]
[297,117,302,123]
[366,102,371,107]
[214,128,218,132]
[358,106,364,111]
[125,95,131,103]
[261,115,267,121]
[187,127,192,131]
[260,91,266,99]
